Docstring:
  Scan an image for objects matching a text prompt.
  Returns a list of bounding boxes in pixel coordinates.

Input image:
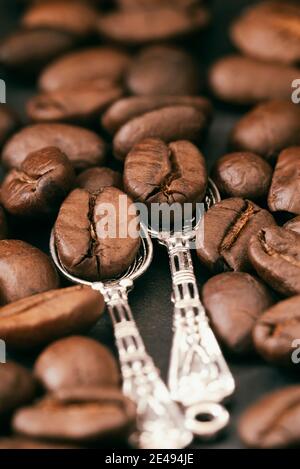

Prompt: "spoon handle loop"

[164,236,235,437]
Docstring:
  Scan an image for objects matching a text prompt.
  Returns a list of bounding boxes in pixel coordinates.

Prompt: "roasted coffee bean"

[98,6,209,45]
[239,386,300,448]
[76,167,122,193]
[0,206,8,240]
[0,362,36,418]
[39,47,131,92]
[209,55,299,105]
[22,0,98,38]
[230,101,300,160]
[12,387,135,444]
[126,45,201,96]
[102,95,212,135]
[202,272,274,354]
[253,296,300,366]
[231,1,300,65]
[0,28,75,72]
[1,147,75,217]
[54,187,140,281]
[27,79,123,124]
[196,198,275,273]
[0,286,104,349]
[114,105,207,160]
[0,437,78,449]
[268,147,300,215]
[0,240,59,305]
[284,216,300,235]
[249,226,300,297]
[0,105,19,147]
[212,152,272,201]
[34,336,120,392]
[124,138,207,205]
[2,123,106,171]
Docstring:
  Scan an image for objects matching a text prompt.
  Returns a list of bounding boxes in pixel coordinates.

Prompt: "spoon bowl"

[147,178,235,439]
[50,223,193,449]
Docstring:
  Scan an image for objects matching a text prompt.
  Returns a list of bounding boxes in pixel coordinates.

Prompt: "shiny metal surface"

[50,225,193,449]
[149,180,235,438]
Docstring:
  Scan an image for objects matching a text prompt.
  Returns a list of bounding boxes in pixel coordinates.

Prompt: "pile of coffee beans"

[0,0,300,450]
[0,337,135,448]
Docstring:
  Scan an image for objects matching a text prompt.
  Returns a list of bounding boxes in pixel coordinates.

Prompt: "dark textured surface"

[0,0,298,449]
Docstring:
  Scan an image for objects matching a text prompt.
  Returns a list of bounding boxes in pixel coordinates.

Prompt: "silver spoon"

[149,179,235,439]
[50,224,193,450]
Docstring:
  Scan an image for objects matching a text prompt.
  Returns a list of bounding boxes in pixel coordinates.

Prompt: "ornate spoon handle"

[163,237,235,436]
[93,279,193,449]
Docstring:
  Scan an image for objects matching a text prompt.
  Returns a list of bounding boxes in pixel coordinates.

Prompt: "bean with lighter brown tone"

[27,80,123,125]
[2,123,106,171]
[34,336,120,392]
[197,198,275,273]
[231,1,300,65]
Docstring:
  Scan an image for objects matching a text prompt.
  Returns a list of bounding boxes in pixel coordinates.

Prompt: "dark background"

[0,0,298,449]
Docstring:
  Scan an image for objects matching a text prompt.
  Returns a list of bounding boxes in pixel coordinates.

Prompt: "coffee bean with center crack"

[196,198,276,273]
[12,387,136,444]
[202,272,274,354]
[253,295,300,366]
[113,105,208,160]
[212,152,273,201]
[34,336,120,392]
[27,80,123,125]
[0,286,105,349]
[231,1,300,65]
[209,55,299,105]
[249,226,300,297]
[268,147,300,215]
[1,147,75,217]
[102,95,212,135]
[39,47,131,92]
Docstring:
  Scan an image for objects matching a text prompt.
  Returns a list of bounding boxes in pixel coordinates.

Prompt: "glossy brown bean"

[2,123,106,171]
[230,101,300,160]
[0,286,105,349]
